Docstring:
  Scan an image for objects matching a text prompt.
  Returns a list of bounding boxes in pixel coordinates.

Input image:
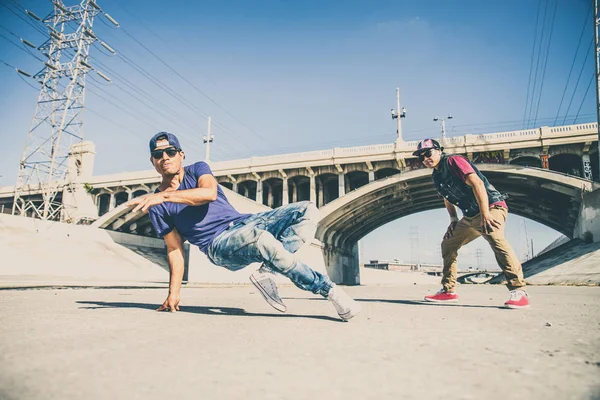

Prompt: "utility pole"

[13,0,117,221]
[433,114,453,144]
[203,116,214,162]
[594,0,600,182]
[390,88,406,143]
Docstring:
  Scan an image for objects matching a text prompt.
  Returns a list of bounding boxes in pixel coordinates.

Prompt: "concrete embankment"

[489,238,600,285]
[0,213,169,286]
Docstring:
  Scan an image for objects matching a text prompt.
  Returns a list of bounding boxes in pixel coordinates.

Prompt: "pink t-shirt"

[446,155,507,210]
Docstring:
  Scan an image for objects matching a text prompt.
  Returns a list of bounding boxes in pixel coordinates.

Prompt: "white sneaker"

[250,264,286,313]
[327,285,361,321]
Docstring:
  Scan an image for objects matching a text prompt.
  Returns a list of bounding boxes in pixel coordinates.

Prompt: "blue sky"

[0,0,595,268]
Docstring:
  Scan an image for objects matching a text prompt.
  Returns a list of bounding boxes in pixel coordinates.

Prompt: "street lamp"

[203,116,214,162]
[391,87,406,143]
[433,113,453,143]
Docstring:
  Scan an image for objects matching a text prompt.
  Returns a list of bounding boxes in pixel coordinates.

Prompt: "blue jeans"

[207,201,333,297]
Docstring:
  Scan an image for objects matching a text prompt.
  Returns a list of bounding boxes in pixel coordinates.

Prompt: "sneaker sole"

[250,275,287,313]
[424,297,459,303]
[338,306,361,321]
[504,303,530,309]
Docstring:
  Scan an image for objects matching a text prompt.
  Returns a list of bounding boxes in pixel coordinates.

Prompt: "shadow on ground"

[284,297,506,310]
[77,300,341,322]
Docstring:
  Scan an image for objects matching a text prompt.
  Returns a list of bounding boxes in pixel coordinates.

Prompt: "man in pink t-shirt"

[413,138,529,309]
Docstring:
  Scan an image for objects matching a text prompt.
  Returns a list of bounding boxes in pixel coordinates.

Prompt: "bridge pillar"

[282,177,289,206]
[60,141,99,223]
[321,242,360,285]
[368,170,375,182]
[338,173,345,197]
[266,182,273,207]
[256,180,262,204]
[541,146,549,169]
[291,181,297,203]
[573,188,600,242]
[309,175,316,204]
[317,180,324,207]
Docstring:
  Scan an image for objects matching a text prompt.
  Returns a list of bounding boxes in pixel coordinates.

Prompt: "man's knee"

[441,238,460,258]
[255,230,295,273]
[296,201,319,220]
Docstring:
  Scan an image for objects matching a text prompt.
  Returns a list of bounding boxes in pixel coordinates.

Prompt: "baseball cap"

[412,138,443,156]
[149,131,182,152]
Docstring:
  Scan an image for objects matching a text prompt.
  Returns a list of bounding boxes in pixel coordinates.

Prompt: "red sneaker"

[504,289,530,309]
[424,289,459,303]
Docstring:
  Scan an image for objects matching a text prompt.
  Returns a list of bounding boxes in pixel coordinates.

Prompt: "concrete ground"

[1,282,599,400]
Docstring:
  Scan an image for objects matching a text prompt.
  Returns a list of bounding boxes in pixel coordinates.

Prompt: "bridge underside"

[93,165,596,286]
[317,166,590,250]
[99,167,589,243]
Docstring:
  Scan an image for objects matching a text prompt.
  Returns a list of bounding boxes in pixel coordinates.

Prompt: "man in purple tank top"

[128,132,361,321]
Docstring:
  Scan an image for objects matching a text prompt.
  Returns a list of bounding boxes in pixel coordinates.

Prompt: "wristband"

[450,216,459,223]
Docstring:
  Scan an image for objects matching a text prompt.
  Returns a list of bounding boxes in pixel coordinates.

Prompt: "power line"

[119,27,270,144]
[532,0,558,127]
[562,39,594,124]
[0,0,46,37]
[573,72,595,124]
[523,0,543,127]
[0,58,16,69]
[0,31,45,62]
[106,0,220,88]
[86,106,151,141]
[88,10,270,152]
[554,2,592,125]
[527,0,551,128]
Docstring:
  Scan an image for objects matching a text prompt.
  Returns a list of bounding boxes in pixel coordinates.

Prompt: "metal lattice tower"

[13,0,105,221]
[475,248,483,270]
[409,226,420,266]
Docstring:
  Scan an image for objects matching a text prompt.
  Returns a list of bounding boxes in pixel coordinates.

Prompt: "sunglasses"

[418,149,434,162]
[151,147,180,160]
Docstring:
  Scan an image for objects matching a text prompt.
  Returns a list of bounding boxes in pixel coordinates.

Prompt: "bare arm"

[443,199,459,239]
[130,174,218,213]
[444,198,458,221]
[464,173,501,233]
[157,228,185,312]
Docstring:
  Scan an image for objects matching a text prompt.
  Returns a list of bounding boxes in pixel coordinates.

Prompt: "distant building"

[363,260,417,272]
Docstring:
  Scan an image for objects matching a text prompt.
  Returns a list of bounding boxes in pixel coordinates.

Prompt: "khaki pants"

[441,206,525,292]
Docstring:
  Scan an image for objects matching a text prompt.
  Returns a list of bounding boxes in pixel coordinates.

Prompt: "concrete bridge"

[3,122,598,284]
[1,122,597,219]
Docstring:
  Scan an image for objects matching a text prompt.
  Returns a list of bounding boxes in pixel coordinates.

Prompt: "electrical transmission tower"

[475,248,483,270]
[13,0,116,221]
[409,226,420,267]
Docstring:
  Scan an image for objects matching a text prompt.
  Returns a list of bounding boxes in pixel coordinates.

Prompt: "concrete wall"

[573,188,600,242]
[0,213,167,283]
[0,189,335,286]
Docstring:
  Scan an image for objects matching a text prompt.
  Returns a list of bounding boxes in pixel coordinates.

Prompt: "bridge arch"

[510,156,541,168]
[237,179,257,200]
[316,164,598,284]
[317,173,339,207]
[288,175,310,203]
[549,153,582,177]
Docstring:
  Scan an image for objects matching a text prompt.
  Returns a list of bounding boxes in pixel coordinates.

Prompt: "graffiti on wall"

[406,158,425,170]
[540,154,549,169]
[583,155,593,180]
[473,151,504,164]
